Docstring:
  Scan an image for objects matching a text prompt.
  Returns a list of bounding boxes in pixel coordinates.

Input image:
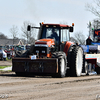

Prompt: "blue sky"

[0,0,97,38]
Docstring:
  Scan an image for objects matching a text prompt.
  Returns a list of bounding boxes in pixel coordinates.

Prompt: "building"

[0,39,25,46]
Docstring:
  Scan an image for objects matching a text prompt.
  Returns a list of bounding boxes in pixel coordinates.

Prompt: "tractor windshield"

[42,27,60,42]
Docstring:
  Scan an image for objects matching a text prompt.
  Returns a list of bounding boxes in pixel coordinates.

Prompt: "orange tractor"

[12,23,84,78]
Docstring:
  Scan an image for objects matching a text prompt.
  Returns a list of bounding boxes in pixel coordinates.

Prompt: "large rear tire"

[70,46,83,77]
[52,52,67,78]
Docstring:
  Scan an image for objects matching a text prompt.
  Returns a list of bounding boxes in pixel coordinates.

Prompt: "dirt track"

[0,72,100,100]
[0,60,12,66]
[0,61,100,100]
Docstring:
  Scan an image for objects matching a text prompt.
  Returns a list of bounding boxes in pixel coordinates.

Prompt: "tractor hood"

[35,39,55,47]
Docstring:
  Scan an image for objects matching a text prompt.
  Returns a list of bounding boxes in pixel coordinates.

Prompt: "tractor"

[12,22,84,78]
[81,29,100,75]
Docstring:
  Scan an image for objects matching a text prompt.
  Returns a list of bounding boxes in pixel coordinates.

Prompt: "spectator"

[86,36,92,45]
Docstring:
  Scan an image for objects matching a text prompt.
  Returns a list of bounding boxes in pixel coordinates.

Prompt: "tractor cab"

[37,23,74,52]
[27,23,74,58]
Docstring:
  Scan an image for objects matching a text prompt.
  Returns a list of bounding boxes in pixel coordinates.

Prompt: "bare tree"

[10,25,18,39]
[92,19,100,29]
[10,25,19,44]
[21,21,36,44]
[74,32,86,45]
[86,0,100,17]
[85,0,100,41]
[0,32,8,39]
[86,19,100,40]
[70,37,78,43]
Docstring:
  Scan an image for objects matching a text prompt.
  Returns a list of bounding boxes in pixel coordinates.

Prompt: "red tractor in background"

[12,22,84,78]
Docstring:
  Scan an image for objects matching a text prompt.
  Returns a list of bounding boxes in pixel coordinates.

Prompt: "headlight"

[42,51,45,53]
[36,50,39,53]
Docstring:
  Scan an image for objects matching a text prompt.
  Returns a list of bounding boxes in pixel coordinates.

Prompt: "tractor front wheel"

[52,52,67,78]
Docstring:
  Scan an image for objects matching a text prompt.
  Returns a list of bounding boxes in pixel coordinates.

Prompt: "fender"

[63,41,74,56]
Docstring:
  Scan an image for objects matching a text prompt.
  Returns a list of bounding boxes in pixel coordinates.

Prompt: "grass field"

[0,66,11,69]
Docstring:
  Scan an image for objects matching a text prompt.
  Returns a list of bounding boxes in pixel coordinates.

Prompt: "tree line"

[0,21,86,45]
[10,21,36,44]
[0,21,36,44]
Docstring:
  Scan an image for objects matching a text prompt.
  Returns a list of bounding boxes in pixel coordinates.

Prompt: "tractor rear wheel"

[70,46,83,77]
[52,52,67,78]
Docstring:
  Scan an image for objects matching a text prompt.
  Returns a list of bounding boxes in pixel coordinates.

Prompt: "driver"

[48,29,59,41]
[86,36,92,45]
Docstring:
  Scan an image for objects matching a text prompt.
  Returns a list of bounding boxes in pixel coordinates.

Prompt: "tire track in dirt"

[0,72,100,100]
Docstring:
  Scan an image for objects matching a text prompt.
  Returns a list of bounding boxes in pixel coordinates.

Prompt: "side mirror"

[69,27,73,32]
[27,25,31,31]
